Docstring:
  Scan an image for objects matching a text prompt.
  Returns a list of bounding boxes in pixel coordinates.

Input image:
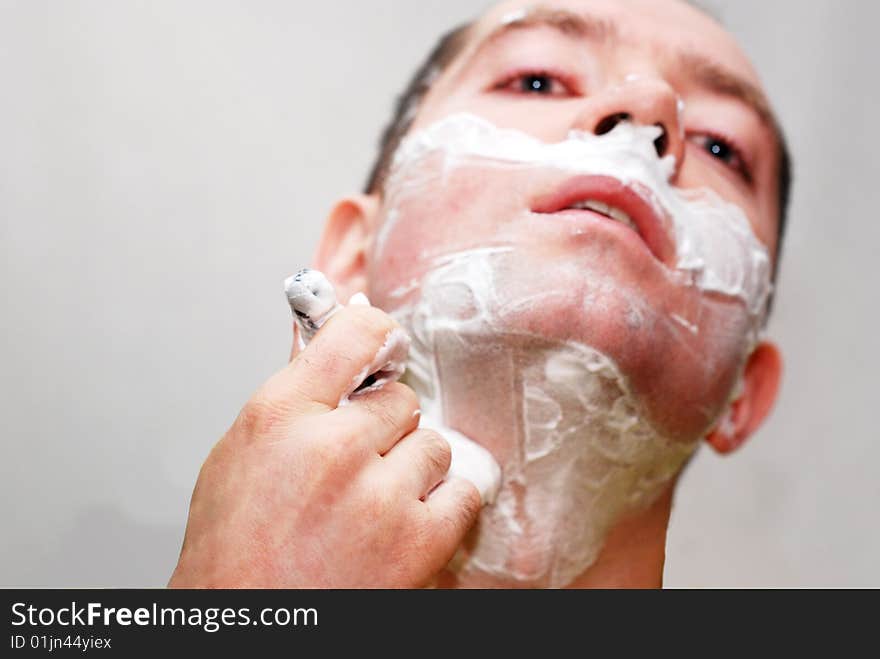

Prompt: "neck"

[434,482,675,589]
[566,482,674,588]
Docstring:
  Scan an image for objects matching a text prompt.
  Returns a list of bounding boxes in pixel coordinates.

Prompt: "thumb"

[288,286,367,363]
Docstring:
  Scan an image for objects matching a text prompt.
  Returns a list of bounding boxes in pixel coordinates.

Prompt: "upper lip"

[531,175,674,264]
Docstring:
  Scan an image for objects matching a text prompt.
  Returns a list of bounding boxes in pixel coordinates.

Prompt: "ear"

[705,341,783,455]
[312,193,381,304]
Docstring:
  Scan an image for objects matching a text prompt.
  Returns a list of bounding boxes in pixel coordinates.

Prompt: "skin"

[171,0,783,588]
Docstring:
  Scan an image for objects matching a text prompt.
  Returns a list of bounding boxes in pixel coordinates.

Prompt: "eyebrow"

[465,6,775,127]
[492,6,619,41]
[679,52,773,124]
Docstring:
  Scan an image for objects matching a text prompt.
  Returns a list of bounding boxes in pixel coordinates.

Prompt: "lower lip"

[534,208,656,258]
[530,175,675,265]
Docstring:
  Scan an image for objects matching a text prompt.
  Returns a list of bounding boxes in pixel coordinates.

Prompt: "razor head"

[284,268,338,329]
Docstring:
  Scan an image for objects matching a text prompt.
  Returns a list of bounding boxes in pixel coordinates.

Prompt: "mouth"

[531,175,675,265]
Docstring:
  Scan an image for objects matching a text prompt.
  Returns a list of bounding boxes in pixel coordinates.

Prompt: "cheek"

[478,249,753,440]
[623,298,752,439]
[367,163,548,302]
[678,151,775,250]
[366,187,486,301]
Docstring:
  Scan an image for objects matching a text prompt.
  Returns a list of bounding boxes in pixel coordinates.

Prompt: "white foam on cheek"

[672,188,771,316]
[383,113,772,322]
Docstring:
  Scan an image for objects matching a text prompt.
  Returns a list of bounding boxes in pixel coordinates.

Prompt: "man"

[169,0,790,588]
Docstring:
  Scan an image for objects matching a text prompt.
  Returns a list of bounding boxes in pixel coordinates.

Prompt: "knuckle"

[357,382,418,432]
[420,431,452,475]
[234,395,289,439]
[262,369,318,414]
[305,429,368,473]
[359,480,398,520]
[456,481,482,521]
[361,397,401,434]
[408,523,437,564]
[390,382,420,414]
[336,430,369,461]
[434,480,481,539]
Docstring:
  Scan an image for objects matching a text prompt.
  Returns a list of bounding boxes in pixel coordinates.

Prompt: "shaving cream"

[382,114,770,319]
[364,113,771,587]
[398,248,696,586]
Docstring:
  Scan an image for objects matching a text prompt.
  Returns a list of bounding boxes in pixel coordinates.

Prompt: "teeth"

[567,199,636,230]
[608,207,636,229]
[569,200,609,214]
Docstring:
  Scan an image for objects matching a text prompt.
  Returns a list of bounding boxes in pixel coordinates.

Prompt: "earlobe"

[313,194,380,303]
[706,341,783,455]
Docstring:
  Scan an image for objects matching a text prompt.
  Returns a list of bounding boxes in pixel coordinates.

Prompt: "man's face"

[365,0,781,443]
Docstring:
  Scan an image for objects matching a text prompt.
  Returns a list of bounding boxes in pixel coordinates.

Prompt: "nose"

[573,77,685,176]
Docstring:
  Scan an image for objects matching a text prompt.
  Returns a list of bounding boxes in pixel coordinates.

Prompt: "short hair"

[363,22,472,196]
[363,21,792,276]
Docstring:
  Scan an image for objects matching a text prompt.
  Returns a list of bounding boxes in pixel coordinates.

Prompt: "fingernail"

[348,292,371,306]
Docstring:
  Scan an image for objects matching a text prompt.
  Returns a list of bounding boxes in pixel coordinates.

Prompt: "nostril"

[594,112,631,136]
[594,114,670,158]
[653,123,668,157]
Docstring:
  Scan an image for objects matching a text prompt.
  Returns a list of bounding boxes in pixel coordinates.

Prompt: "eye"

[494,70,575,97]
[689,132,752,183]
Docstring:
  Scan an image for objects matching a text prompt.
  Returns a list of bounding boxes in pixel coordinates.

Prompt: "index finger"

[267,305,402,413]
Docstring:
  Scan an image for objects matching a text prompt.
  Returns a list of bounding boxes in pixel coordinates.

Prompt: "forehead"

[462,0,763,88]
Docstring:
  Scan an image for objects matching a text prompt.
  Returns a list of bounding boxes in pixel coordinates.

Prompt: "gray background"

[1,0,876,587]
